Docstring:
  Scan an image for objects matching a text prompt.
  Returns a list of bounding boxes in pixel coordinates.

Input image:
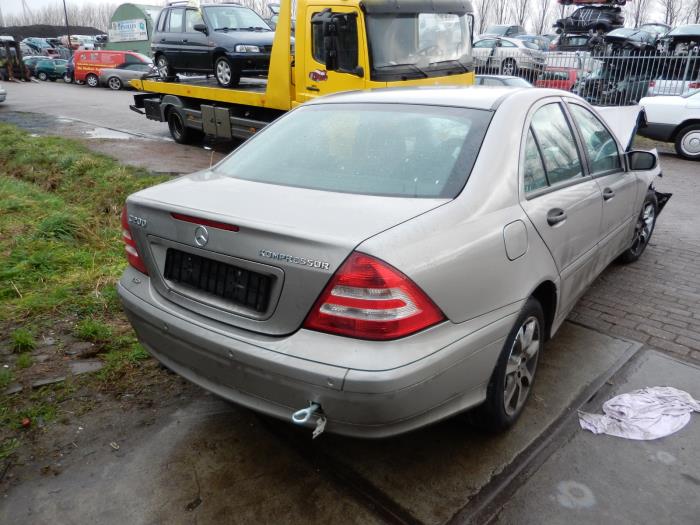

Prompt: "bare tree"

[532,0,553,35]
[474,0,494,34]
[626,0,652,27]
[685,0,700,23]
[4,2,118,31]
[658,0,685,26]
[511,0,530,27]
[492,0,509,25]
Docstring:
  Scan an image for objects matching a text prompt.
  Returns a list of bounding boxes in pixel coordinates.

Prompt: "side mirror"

[627,150,658,171]
[193,23,208,35]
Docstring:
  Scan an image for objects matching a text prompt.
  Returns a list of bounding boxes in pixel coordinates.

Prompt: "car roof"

[307,86,552,111]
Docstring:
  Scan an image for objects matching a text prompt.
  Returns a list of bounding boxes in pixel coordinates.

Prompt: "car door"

[519,100,603,318]
[472,38,496,70]
[162,8,186,69]
[183,8,211,72]
[566,102,637,272]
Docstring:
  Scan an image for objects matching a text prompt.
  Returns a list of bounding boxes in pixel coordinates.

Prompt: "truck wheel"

[215,56,240,88]
[38,72,48,81]
[167,109,202,145]
[674,124,700,161]
[86,74,99,87]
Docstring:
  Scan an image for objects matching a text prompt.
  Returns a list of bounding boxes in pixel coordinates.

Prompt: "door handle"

[603,188,615,201]
[547,208,567,226]
[306,86,320,92]
[182,39,188,43]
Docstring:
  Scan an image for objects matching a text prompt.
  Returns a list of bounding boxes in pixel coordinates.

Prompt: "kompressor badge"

[259,249,330,270]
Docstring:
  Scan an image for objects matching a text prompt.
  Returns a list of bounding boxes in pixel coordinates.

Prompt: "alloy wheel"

[108,77,122,90]
[630,202,656,256]
[503,316,540,416]
[216,59,232,85]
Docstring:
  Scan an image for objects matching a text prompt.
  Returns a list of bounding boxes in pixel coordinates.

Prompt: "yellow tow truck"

[130,0,476,143]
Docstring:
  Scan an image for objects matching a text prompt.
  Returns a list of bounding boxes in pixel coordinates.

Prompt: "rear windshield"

[214,103,492,198]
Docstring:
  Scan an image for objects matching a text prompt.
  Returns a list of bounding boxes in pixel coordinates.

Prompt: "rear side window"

[215,104,492,198]
[568,104,621,174]
[524,130,548,193]
[529,103,583,186]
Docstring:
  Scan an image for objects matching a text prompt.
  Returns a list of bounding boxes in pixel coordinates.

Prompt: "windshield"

[214,104,492,199]
[668,25,700,37]
[484,25,507,35]
[204,6,271,30]
[366,13,471,80]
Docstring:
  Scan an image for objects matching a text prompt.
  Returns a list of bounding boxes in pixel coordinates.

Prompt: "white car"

[0,83,6,103]
[639,91,700,160]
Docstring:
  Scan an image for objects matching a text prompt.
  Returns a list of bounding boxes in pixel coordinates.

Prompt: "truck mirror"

[193,23,208,35]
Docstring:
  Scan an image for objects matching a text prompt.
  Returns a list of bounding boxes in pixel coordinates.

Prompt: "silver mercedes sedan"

[118,87,667,438]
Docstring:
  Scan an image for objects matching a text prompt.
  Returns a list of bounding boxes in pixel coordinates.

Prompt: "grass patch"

[0,368,13,389]
[16,353,33,369]
[0,123,168,325]
[0,438,20,460]
[10,328,35,353]
[74,319,113,344]
[99,342,150,381]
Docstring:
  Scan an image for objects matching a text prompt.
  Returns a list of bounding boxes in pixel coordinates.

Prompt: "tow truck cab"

[130,0,476,143]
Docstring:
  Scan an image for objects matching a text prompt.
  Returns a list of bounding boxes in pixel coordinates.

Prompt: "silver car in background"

[473,36,546,77]
[119,87,667,438]
[99,61,155,90]
[0,83,6,103]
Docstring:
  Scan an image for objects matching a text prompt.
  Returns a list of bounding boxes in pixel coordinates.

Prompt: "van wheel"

[215,56,240,88]
[156,55,175,80]
[37,72,48,81]
[63,73,72,83]
[107,77,123,90]
[86,74,99,87]
[167,108,202,145]
[474,298,544,432]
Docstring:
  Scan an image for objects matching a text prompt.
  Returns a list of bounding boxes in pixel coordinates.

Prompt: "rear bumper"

[118,267,518,438]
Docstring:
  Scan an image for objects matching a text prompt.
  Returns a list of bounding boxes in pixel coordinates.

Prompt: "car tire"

[215,56,240,88]
[86,74,99,87]
[107,77,123,91]
[674,124,700,161]
[474,298,544,432]
[619,189,658,264]
[167,108,202,145]
[37,72,48,81]
[156,55,175,80]
[63,73,72,83]
[501,58,518,77]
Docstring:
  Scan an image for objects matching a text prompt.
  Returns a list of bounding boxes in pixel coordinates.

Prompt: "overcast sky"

[1,0,164,17]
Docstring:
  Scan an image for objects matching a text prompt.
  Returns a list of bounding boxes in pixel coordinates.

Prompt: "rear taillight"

[303,252,444,341]
[121,206,148,275]
[649,80,656,87]
[689,82,700,89]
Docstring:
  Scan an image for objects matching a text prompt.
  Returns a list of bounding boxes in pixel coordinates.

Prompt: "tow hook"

[292,402,327,439]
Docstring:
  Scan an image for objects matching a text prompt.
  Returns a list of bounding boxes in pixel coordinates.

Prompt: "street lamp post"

[62,0,73,56]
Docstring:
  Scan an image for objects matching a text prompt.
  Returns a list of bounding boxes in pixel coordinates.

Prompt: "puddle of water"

[84,127,132,140]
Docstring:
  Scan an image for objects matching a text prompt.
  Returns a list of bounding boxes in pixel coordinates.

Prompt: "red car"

[535,68,578,91]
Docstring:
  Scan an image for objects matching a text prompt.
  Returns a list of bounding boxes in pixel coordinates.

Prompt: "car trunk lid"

[127,172,448,336]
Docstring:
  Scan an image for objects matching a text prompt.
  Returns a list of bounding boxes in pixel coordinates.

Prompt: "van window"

[168,8,185,32]
[186,9,204,32]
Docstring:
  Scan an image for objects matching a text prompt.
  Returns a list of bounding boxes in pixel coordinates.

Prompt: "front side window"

[214,104,492,198]
[366,12,471,80]
[530,103,583,186]
[168,8,184,32]
[568,104,621,174]
[185,9,205,32]
[311,12,358,72]
[474,39,495,49]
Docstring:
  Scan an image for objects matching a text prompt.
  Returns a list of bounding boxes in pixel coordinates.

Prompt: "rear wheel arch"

[530,281,557,341]
[672,119,700,141]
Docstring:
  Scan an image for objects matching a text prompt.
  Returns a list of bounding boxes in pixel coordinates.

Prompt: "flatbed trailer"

[130,0,477,143]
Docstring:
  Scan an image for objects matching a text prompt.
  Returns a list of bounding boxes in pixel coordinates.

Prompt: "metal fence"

[475,49,700,106]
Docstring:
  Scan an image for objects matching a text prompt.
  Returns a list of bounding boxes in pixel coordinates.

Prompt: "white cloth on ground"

[578,386,700,440]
